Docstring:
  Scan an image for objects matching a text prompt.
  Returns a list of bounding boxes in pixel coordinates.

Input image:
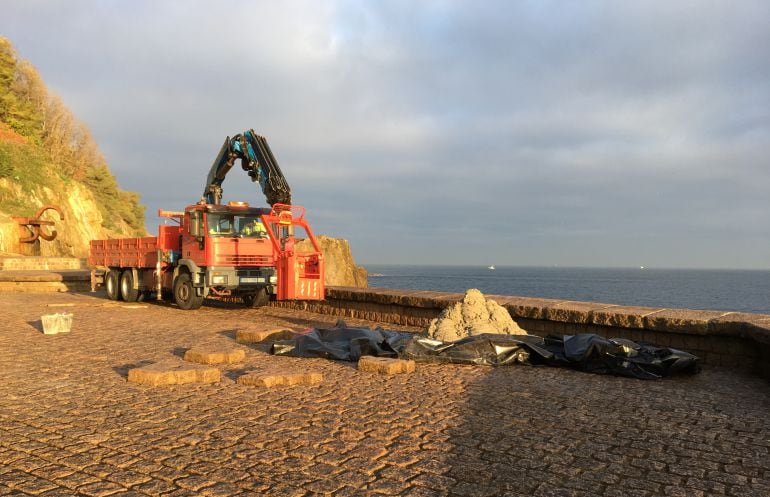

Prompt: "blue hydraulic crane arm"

[202,129,292,206]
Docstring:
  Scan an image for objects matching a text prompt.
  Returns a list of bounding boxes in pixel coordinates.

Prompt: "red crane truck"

[88,130,325,309]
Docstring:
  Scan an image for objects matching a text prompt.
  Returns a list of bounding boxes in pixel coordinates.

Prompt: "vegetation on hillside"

[0,36,144,233]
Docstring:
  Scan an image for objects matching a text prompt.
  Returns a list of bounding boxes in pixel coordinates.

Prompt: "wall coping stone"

[326,286,770,345]
[0,269,90,282]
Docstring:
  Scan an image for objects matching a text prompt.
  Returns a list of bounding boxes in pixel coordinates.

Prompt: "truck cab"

[182,202,277,305]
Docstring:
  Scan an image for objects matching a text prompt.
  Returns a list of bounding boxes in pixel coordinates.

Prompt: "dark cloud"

[2,0,769,267]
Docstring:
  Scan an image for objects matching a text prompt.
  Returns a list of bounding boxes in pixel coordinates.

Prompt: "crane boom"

[202,129,291,206]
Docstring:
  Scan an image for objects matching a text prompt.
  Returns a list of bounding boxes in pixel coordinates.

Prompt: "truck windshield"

[207,213,268,238]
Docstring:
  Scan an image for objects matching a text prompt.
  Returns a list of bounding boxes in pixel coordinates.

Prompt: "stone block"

[590,306,663,329]
[184,345,246,365]
[504,297,565,320]
[358,356,416,374]
[543,301,617,324]
[668,334,686,349]
[727,339,751,356]
[237,371,323,387]
[127,360,220,386]
[644,309,726,334]
[721,355,739,368]
[235,328,298,344]
[709,315,770,345]
[697,335,714,352]
[707,312,760,336]
[523,320,545,333]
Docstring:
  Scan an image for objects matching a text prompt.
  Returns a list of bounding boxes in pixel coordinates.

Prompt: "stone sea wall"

[271,286,770,379]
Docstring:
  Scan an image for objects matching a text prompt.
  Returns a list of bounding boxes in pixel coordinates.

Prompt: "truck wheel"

[242,288,269,308]
[120,270,140,302]
[105,270,122,301]
[173,273,204,310]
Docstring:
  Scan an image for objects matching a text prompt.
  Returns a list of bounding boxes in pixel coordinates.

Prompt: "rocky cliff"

[296,235,368,288]
[0,37,144,256]
[0,177,137,257]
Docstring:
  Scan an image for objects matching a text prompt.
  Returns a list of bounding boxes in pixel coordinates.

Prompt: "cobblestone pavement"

[1,292,769,497]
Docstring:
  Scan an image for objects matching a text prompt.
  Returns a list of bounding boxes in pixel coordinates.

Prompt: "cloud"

[1,0,769,267]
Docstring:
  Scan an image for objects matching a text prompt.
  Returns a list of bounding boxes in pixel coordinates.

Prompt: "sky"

[2,0,769,268]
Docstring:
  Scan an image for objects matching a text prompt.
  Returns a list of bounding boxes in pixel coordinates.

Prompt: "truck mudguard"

[174,259,203,283]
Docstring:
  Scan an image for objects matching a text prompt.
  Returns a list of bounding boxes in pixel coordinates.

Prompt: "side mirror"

[190,210,203,238]
[189,211,206,249]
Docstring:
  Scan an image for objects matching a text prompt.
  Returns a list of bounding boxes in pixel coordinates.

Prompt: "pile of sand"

[427,289,527,342]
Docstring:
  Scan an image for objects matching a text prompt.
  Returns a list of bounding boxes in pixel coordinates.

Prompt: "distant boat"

[640,266,645,270]
[488,265,495,270]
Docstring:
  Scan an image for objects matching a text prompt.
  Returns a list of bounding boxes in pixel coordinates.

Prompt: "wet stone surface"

[1,292,770,497]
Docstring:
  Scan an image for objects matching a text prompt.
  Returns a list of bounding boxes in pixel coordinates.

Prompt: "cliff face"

[0,37,144,256]
[0,177,135,257]
[296,235,368,288]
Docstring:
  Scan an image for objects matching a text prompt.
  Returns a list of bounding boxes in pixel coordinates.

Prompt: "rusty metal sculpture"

[13,205,64,243]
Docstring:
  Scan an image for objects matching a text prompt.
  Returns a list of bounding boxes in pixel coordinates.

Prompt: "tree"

[0,36,146,233]
[0,37,41,139]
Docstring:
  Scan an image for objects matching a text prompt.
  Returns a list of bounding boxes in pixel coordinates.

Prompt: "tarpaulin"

[271,321,414,362]
[271,322,700,379]
[540,334,701,379]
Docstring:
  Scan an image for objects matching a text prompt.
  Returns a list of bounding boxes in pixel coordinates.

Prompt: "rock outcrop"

[0,37,144,256]
[427,288,527,342]
[0,178,139,257]
[295,235,368,288]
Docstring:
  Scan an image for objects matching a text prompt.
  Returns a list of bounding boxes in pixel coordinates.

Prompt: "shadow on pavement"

[217,329,238,340]
[442,366,558,496]
[440,361,770,496]
[26,319,43,333]
[170,347,187,359]
[111,360,154,379]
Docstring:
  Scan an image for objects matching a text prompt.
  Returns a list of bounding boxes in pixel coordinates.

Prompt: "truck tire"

[242,287,269,308]
[173,273,204,310]
[105,270,122,301]
[120,270,140,302]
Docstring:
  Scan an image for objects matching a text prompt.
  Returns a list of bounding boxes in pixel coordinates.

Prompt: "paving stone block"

[235,328,298,344]
[237,371,323,387]
[127,360,220,386]
[358,356,416,374]
[183,345,246,365]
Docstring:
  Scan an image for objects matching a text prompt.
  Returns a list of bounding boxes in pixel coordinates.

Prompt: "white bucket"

[41,313,73,335]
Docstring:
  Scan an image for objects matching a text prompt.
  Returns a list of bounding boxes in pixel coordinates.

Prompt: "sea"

[365,265,770,314]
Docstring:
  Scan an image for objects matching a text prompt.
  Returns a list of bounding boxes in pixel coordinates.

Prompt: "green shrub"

[0,36,146,234]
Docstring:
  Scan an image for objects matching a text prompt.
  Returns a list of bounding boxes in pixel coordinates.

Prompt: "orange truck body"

[88,203,324,309]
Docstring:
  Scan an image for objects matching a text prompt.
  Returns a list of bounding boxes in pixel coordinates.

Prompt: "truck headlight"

[212,275,227,285]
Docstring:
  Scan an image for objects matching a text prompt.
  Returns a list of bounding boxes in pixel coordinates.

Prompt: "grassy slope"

[0,37,145,234]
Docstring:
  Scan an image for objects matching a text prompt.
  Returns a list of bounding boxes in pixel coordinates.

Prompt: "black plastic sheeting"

[402,333,701,379]
[271,322,700,380]
[271,322,412,362]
